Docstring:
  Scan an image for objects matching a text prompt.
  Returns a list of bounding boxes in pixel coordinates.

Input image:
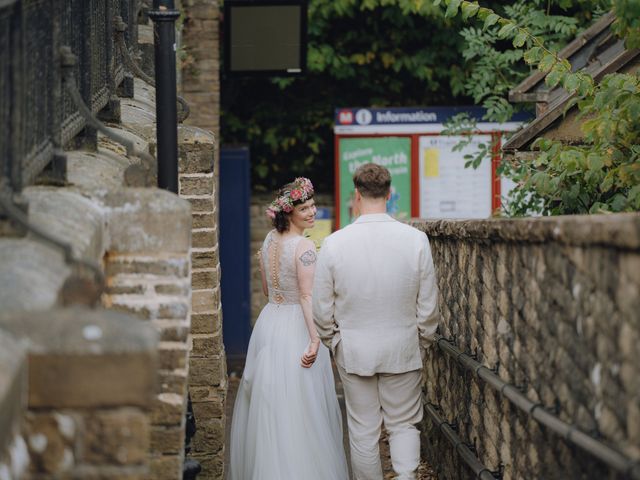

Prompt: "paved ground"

[224,357,437,479]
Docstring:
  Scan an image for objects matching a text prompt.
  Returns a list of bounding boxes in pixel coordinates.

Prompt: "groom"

[313,163,439,480]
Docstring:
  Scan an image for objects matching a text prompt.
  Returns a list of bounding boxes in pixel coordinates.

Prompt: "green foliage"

[437,0,640,216]
[453,0,605,122]
[222,0,502,192]
[612,0,640,48]
[508,73,640,214]
[441,113,498,169]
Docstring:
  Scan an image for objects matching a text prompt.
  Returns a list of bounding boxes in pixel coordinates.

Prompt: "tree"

[222,0,503,192]
[437,0,640,215]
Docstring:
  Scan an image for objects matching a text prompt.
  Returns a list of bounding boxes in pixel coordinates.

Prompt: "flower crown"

[266,177,314,219]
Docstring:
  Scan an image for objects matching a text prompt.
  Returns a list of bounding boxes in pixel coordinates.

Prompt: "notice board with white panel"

[419,134,493,219]
[334,106,527,228]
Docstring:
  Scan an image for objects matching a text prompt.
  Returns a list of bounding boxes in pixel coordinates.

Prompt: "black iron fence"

[0,0,138,193]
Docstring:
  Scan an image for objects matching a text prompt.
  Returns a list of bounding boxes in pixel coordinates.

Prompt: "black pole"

[149,4,200,479]
[149,0,179,193]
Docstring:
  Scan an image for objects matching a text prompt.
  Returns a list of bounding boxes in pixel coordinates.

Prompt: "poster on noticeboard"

[338,137,412,229]
[419,134,493,219]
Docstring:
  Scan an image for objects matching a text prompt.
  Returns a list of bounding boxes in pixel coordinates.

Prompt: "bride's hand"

[301,339,320,368]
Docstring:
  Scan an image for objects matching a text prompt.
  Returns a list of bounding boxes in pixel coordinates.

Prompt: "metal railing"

[0,0,138,194]
[431,334,640,480]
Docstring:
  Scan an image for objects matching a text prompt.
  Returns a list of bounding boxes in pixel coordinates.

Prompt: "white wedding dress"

[228,231,349,480]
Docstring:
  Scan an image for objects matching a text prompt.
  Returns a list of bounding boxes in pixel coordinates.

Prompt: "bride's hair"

[271,182,313,233]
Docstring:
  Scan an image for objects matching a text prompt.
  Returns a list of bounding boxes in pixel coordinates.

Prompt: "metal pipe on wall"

[433,334,640,479]
[425,403,498,480]
[149,0,179,193]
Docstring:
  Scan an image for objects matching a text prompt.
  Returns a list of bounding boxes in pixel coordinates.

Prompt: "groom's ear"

[354,188,362,201]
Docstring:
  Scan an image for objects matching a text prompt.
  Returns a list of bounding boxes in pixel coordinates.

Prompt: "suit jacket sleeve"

[417,235,439,348]
[312,239,336,350]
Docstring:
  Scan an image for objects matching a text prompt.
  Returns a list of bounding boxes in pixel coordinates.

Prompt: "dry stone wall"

[412,214,640,480]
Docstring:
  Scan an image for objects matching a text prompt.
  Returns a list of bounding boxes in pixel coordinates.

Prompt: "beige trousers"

[336,353,423,480]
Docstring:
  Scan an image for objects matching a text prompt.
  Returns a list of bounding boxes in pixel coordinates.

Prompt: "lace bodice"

[261,231,305,305]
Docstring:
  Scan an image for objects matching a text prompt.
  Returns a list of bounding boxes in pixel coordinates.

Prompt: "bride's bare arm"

[295,238,321,367]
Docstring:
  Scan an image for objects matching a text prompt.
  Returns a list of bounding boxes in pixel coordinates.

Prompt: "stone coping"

[0,332,25,456]
[0,307,158,409]
[103,188,191,254]
[410,213,640,250]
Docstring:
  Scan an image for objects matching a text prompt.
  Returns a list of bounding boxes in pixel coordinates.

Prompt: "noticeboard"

[419,135,493,218]
[333,106,528,229]
[337,137,412,229]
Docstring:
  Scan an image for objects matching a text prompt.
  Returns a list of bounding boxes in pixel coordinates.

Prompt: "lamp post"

[149,0,179,193]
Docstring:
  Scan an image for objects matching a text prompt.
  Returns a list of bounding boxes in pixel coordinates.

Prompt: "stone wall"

[0,334,28,480]
[102,189,192,480]
[0,186,182,480]
[0,309,158,480]
[0,75,193,479]
[179,3,226,477]
[181,0,220,136]
[412,214,640,480]
[179,128,226,477]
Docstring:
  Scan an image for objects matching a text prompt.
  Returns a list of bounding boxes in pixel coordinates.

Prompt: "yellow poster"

[423,148,439,177]
[305,207,333,249]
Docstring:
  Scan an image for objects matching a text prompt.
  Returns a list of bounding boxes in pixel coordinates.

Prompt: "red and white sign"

[337,109,353,125]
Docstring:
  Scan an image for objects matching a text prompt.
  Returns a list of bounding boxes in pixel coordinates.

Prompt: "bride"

[228,177,349,480]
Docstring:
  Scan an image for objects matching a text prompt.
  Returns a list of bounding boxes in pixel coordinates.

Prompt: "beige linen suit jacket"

[312,213,439,376]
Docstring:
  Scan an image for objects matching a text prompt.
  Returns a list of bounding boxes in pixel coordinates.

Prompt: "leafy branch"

[433,0,640,216]
[434,0,595,96]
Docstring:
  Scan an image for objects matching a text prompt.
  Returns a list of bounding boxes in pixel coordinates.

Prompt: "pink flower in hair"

[290,189,303,201]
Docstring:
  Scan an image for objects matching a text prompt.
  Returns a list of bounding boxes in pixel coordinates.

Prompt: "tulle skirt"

[228,302,349,480]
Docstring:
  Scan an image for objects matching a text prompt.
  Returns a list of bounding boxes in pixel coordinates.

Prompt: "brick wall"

[179,127,226,478]
[103,189,192,480]
[0,333,27,480]
[412,214,640,480]
[181,0,220,136]
[179,3,226,477]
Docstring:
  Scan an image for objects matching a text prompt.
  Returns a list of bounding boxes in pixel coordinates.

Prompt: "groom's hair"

[353,163,391,199]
